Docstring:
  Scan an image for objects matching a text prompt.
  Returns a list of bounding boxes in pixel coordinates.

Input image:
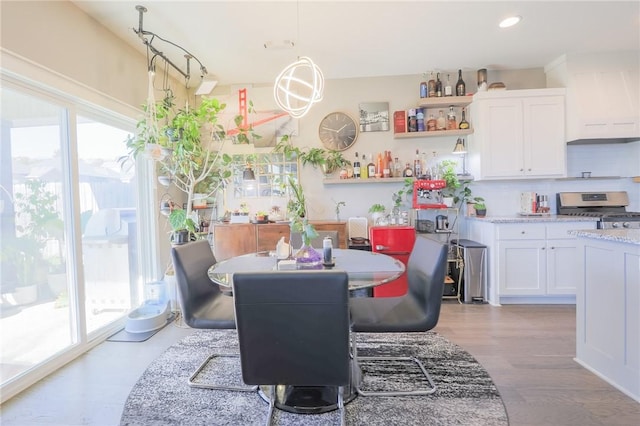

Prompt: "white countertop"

[466,215,599,224]
[571,229,640,246]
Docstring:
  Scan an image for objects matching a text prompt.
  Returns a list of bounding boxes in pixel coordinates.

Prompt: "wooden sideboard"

[211,221,347,261]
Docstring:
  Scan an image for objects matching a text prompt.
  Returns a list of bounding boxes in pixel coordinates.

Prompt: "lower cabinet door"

[546,239,579,295]
[498,240,546,295]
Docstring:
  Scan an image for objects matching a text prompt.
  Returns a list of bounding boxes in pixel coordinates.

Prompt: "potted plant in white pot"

[368,203,387,226]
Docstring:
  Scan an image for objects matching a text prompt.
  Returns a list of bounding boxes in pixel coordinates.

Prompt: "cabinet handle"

[550,246,555,249]
[542,247,546,250]
[521,231,525,234]
[520,168,524,172]
[528,168,532,171]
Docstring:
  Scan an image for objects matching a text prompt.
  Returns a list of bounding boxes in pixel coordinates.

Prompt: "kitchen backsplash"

[468,141,639,217]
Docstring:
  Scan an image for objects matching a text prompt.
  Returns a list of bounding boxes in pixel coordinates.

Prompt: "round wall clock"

[318,112,359,151]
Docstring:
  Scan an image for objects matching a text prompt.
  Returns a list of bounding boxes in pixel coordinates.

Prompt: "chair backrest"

[406,236,448,329]
[171,239,234,329]
[233,270,350,386]
[290,230,339,250]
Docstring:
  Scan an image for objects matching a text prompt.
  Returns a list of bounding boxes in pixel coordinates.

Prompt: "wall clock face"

[318,112,358,151]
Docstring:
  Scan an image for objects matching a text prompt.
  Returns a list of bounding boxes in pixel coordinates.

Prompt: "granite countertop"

[571,229,640,246]
[466,215,600,224]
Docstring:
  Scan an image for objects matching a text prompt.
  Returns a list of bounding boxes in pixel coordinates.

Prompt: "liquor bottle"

[436,110,446,130]
[376,152,384,178]
[403,163,414,177]
[444,74,453,96]
[426,114,437,131]
[353,151,361,178]
[360,153,369,179]
[382,151,390,178]
[407,109,418,132]
[446,106,457,130]
[413,149,422,178]
[459,107,470,129]
[435,73,442,97]
[367,154,376,178]
[394,157,402,177]
[456,69,466,97]
[427,72,436,97]
[420,81,427,98]
[416,108,425,132]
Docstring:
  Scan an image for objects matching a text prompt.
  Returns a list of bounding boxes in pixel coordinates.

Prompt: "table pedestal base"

[258,362,361,414]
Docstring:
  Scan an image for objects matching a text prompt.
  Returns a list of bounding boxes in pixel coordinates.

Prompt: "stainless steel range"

[557,191,640,229]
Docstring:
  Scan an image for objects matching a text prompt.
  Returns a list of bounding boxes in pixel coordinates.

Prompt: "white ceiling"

[72,1,640,86]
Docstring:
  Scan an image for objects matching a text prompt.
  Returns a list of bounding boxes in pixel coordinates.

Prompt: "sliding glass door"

[0,83,140,393]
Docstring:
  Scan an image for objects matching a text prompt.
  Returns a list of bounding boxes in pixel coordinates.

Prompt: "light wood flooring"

[1,303,639,425]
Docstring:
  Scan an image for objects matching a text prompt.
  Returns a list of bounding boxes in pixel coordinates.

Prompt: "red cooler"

[370,225,416,297]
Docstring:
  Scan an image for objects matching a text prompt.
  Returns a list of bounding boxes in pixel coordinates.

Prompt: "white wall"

[215,70,639,221]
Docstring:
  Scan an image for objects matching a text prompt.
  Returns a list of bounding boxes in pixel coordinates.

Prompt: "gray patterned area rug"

[120,330,508,426]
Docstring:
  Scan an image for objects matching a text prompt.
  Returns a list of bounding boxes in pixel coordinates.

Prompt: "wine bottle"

[444,74,453,96]
[436,73,442,97]
[456,69,466,97]
[353,151,361,179]
[367,154,376,178]
[420,81,427,98]
[360,153,369,179]
[459,107,470,129]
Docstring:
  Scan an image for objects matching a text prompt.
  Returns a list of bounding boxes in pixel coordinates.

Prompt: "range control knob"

[611,222,621,228]
[622,222,630,228]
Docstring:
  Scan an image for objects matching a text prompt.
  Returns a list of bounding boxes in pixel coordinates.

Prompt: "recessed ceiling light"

[499,15,522,28]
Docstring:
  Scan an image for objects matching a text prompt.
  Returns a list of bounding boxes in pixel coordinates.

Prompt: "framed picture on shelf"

[359,102,389,132]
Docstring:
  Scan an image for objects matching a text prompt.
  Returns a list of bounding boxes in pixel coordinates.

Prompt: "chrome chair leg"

[352,334,436,397]
[338,385,346,426]
[188,354,258,392]
[265,385,276,426]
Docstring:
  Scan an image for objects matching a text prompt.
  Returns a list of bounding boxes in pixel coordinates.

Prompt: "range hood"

[567,137,640,145]
[545,51,640,146]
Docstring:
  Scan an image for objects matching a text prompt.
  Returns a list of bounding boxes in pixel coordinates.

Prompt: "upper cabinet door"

[471,89,567,180]
[480,98,524,178]
[523,96,566,177]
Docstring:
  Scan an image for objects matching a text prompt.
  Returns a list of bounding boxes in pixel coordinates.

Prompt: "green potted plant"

[368,203,387,225]
[391,178,414,212]
[287,177,321,266]
[3,179,63,303]
[473,198,487,217]
[168,207,198,245]
[273,137,351,177]
[323,150,351,176]
[439,160,460,207]
[123,95,235,240]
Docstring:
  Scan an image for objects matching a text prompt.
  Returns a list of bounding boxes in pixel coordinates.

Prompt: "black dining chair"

[349,235,448,396]
[233,270,351,426]
[171,239,256,392]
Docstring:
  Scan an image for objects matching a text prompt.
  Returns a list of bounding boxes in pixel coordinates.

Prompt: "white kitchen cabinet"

[545,51,640,143]
[469,89,566,180]
[468,219,597,304]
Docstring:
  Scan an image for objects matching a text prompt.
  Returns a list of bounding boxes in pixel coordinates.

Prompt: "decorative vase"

[294,243,322,269]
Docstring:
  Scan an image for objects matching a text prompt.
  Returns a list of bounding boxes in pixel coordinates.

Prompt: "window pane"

[0,88,74,385]
[76,116,138,334]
